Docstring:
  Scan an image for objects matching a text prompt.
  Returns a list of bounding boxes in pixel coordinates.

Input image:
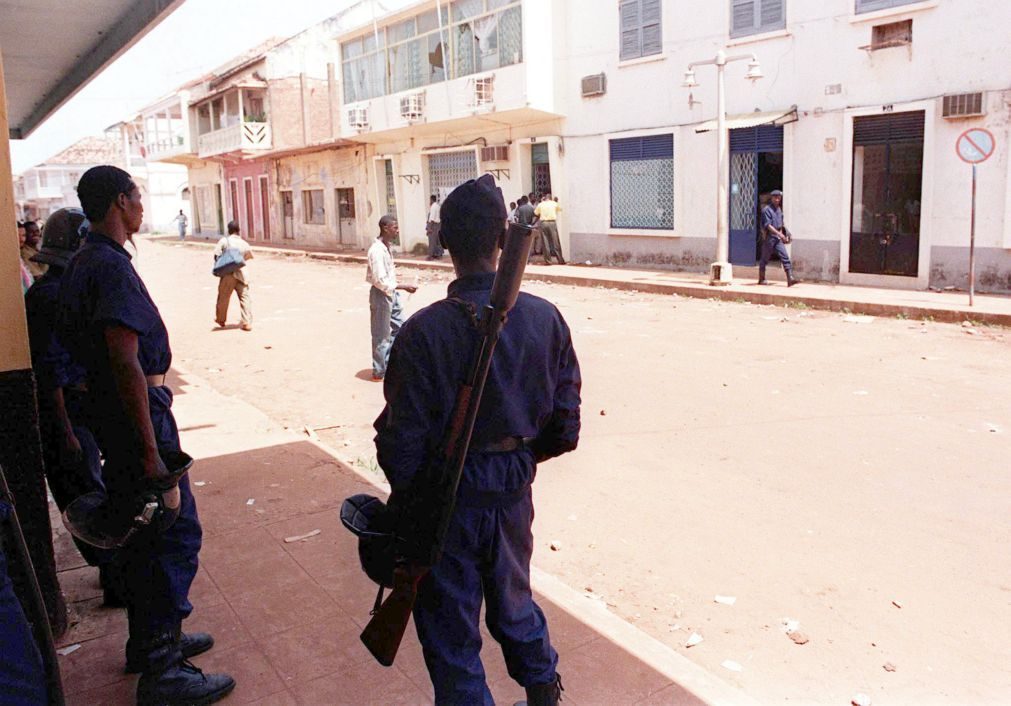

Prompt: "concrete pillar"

[0,49,68,637]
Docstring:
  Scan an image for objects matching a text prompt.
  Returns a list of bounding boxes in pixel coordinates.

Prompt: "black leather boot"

[126,631,215,673]
[136,660,235,706]
[514,674,564,706]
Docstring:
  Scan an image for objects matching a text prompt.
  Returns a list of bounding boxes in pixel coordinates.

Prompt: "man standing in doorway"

[21,220,47,279]
[175,210,188,241]
[426,195,444,260]
[367,216,416,381]
[758,189,798,287]
[533,193,565,265]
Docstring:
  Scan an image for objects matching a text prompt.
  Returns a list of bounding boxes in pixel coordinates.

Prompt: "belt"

[146,374,167,387]
[472,437,529,454]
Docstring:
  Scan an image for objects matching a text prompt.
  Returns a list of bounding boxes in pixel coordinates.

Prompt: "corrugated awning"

[694,107,798,133]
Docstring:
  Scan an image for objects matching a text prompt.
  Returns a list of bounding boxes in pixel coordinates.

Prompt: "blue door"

[729,125,784,266]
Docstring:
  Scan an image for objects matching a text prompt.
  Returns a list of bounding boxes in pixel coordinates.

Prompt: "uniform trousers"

[215,274,251,327]
[97,386,202,671]
[413,488,557,705]
[759,236,793,280]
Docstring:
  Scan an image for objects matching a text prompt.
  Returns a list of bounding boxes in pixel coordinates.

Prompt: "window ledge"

[617,53,666,69]
[607,228,679,238]
[727,28,791,47]
[849,0,938,24]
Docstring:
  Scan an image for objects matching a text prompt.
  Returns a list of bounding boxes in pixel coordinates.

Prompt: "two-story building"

[562,0,1011,291]
[15,137,123,222]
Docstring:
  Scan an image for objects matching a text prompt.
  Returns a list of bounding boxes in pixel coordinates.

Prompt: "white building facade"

[561,0,1011,291]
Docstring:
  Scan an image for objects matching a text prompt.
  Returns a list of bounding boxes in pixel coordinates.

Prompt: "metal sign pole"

[969,164,977,307]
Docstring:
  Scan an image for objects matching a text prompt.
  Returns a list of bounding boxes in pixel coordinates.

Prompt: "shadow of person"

[355,369,380,382]
[210,324,242,332]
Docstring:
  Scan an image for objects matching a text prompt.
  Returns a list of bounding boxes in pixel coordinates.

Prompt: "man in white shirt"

[367,215,416,380]
[426,194,444,260]
[213,221,253,330]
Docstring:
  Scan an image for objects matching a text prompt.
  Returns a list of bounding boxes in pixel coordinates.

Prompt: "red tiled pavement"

[53,365,752,706]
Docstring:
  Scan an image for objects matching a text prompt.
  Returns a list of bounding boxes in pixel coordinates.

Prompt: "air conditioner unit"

[942,92,986,119]
[469,76,494,107]
[347,106,370,130]
[400,93,425,121]
[480,145,509,163]
[581,73,606,98]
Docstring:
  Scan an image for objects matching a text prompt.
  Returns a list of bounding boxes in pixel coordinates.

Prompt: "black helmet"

[33,207,89,268]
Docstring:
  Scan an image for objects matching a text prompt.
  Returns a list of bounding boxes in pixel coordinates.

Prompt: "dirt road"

[141,237,1011,705]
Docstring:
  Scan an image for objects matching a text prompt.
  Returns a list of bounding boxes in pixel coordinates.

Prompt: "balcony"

[146,133,189,162]
[197,122,271,159]
[23,183,63,200]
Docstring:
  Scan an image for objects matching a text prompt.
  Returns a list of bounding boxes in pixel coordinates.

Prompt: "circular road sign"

[956,128,995,164]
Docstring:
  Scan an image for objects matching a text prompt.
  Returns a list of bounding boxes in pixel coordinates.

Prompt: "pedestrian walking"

[533,193,565,265]
[374,174,581,705]
[367,215,416,381]
[24,207,125,604]
[174,210,188,240]
[59,165,234,705]
[426,195,444,260]
[758,189,799,287]
[213,221,253,331]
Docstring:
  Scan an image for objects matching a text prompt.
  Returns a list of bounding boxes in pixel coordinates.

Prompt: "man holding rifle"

[373,175,582,705]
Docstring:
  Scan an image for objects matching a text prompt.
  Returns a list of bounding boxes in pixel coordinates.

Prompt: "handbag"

[212,237,245,277]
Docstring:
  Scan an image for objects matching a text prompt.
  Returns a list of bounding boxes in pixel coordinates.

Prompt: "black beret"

[441,173,506,227]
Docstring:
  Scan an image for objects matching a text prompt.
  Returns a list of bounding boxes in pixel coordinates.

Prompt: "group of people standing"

[16,166,235,705]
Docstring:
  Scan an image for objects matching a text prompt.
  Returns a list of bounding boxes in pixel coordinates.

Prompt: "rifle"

[360,222,535,667]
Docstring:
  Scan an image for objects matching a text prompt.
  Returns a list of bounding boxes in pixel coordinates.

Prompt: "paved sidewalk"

[158,235,1011,327]
[53,365,756,705]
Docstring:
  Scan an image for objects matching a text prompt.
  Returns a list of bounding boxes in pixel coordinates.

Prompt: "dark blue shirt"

[59,232,172,385]
[25,270,85,391]
[374,272,581,496]
[761,204,784,233]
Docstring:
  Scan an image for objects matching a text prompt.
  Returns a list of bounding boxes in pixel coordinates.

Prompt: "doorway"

[258,176,270,241]
[243,178,254,239]
[214,184,224,235]
[335,188,356,246]
[531,142,551,195]
[849,111,924,277]
[729,125,784,266]
[281,190,294,239]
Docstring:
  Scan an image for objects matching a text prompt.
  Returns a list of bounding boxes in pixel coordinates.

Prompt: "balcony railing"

[197,122,271,158]
[146,134,188,161]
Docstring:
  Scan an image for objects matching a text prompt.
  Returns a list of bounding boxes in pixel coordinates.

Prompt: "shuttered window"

[730,0,785,38]
[619,0,662,61]
[609,135,675,230]
[855,0,918,13]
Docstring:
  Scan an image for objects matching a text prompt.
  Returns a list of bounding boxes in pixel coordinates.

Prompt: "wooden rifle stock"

[360,566,425,666]
[359,223,535,666]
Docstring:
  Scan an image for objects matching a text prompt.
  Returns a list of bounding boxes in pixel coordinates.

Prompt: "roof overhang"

[694,107,798,133]
[193,80,269,107]
[2,0,186,139]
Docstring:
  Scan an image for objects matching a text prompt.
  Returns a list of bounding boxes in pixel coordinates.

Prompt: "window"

[856,0,920,13]
[609,134,674,230]
[38,171,48,187]
[341,1,521,103]
[302,189,325,225]
[730,0,785,38]
[870,19,912,48]
[619,0,662,61]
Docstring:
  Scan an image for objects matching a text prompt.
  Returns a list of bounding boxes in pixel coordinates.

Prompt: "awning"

[694,107,798,133]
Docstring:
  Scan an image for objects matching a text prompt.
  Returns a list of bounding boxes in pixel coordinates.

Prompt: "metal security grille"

[730,152,757,230]
[382,159,397,217]
[427,151,478,201]
[609,135,674,229]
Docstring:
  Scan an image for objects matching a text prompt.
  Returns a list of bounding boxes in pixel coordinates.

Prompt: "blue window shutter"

[759,0,785,31]
[610,137,643,162]
[620,0,641,60]
[856,0,914,13]
[641,134,674,159]
[641,0,662,56]
[731,0,757,37]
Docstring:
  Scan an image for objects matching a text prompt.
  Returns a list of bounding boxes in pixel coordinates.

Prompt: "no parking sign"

[957,128,996,306]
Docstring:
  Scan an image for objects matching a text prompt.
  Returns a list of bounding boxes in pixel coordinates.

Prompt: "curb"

[155,237,1011,328]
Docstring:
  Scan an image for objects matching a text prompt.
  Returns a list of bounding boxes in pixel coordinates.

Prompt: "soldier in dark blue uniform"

[758,189,799,287]
[59,166,234,705]
[374,174,581,705]
[24,208,124,604]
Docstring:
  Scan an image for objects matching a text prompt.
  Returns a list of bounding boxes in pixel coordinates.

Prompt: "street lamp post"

[683,50,763,285]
